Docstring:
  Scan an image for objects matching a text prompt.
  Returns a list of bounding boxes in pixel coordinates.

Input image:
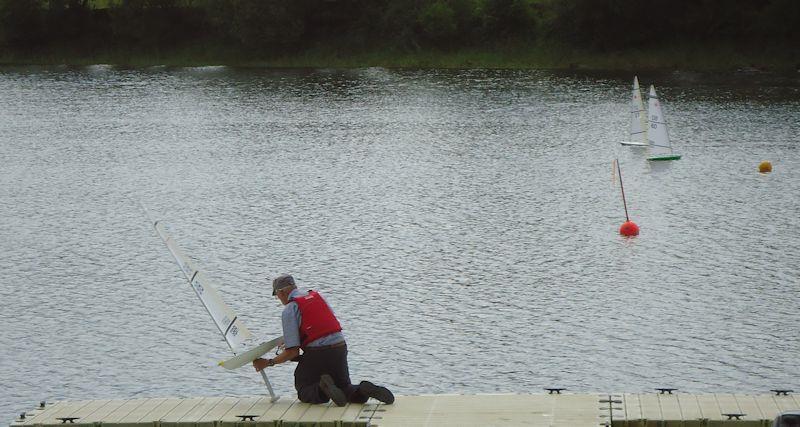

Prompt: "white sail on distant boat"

[646,85,681,161]
[620,76,649,146]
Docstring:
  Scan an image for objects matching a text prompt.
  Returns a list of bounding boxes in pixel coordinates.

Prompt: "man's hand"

[253,358,271,372]
[254,347,299,371]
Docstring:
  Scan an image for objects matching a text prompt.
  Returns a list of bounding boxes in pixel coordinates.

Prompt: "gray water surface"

[1,66,798,418]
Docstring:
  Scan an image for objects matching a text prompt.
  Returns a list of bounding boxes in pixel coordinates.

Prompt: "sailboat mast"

[139,202,279,401]
[615,159,630,222]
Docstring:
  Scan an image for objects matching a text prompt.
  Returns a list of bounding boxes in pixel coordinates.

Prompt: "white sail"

[143,210,279,402]
[647,85,673,157]
[153,221,252,351]
[629,76,648,144]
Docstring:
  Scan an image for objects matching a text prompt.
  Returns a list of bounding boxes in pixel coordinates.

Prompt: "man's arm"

[253,347,300,371]
[254,302,302,371]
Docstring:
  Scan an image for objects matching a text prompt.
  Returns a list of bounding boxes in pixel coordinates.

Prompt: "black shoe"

[319,374,347,407]
[359,381,395,404]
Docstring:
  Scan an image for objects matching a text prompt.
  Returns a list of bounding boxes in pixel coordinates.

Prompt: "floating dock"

[11,391,798,427]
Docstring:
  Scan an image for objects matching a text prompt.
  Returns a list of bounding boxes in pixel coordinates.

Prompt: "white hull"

[620,140,649,146]
[219,336,285,370]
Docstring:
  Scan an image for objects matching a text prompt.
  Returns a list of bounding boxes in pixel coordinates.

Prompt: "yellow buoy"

[759,161,772,173]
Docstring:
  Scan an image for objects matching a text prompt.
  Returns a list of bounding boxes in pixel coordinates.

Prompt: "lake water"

[1,66,798,419]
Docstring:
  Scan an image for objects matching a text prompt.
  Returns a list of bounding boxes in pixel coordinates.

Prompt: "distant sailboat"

[621,76,649,147]
[646,85,681,161]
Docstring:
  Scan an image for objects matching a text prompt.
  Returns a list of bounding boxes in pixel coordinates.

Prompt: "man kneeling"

[254,274,394,406]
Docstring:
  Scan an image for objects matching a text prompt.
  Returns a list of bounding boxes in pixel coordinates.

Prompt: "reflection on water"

[0,66,798,418]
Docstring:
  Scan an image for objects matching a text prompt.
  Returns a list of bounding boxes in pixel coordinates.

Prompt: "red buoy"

[619,221,639,236]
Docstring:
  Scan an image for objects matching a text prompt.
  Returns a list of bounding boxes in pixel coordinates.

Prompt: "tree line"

[1,0,798,56]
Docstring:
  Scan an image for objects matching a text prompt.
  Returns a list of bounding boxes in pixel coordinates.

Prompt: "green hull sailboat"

[649,154,682,161]
[646,85,681,161]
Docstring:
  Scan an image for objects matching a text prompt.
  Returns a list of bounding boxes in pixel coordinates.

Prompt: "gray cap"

[272,274,296,295]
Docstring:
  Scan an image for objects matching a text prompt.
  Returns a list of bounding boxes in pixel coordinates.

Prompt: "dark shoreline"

[1,42,798,72]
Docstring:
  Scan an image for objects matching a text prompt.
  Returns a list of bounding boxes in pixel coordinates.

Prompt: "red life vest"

[292,290,342,347]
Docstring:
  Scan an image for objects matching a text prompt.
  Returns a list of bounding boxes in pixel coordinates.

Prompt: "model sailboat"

[620,76,649,147]
[646,85,681,161]
[148,218,283,401]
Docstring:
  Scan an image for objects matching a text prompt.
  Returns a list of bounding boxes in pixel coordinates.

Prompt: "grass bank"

[1,41,798,71]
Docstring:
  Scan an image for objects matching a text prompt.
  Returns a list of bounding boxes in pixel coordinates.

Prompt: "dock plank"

[752,394,780,420]
[377,394,559,427]
[195,397,240,427]
[241,396,271,415]
[144,398,184,422]
[676,393,704,427]
[622,393,642,422]
[551,394,601,427]
[275,399,314,424]
[10,393,794,427]
[61,400,115,425]
[604,394,625,425]
[17,402,66,426]
[175,397,225,427]
[696,394,723,421]
[638,393,661,424]
[294,402,343,426]
[237,396,276,425]
[159,397,205,423]
[773,394,798,412]
[365,395,436,426]
[253,396,295,425]
[98,399,150,423]
[657,393,682,427]
[340,403,373,427]
[218,397,262,421]
[211,397,272,427]
[110,397,169,427]
[25,401,92,426]
[329,402,367,424]
[79,400,129,423]
[734,394,764,421]
[715,393,744,422]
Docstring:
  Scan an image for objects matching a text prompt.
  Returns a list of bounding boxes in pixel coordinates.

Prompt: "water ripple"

[0,67,798,419]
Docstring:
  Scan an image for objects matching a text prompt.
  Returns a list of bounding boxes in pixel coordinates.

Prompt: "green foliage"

[756,0,800,41]
[546,0,654,49]
[418,1,458,42]
[479,0,539,39]
[46,0,102,43]
[544,0,800,50]
[224,0,307,50]
[109,0,211,49]
[369,0,424,49]
[0,0,798,62]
